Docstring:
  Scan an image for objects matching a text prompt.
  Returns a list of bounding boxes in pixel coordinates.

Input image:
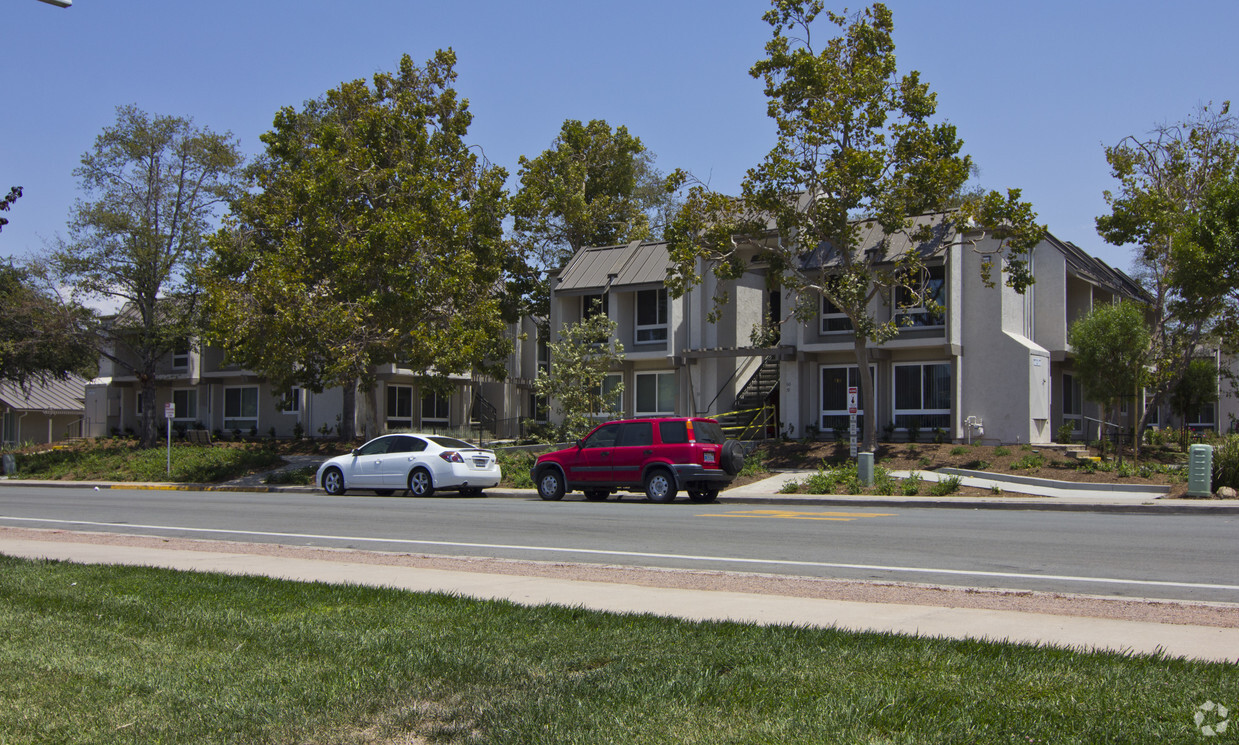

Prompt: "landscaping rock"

[1216,486,1237,499]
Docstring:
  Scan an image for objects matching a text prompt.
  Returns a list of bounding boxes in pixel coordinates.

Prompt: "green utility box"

[857,451,874,486]
[1187,444,1214,498]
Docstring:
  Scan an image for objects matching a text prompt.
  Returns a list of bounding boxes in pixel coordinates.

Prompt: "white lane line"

[3,515,1237,592]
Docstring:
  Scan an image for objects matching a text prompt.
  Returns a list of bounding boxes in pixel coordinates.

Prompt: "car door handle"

[644,449,653,455]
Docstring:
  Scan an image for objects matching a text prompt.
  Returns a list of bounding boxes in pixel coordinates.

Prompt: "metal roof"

[0,373,88,414]
[800,213,957,270]
[554,240,671,293]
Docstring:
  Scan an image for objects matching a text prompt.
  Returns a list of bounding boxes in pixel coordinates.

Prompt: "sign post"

[847,386,859,458]
[164,402,175,475]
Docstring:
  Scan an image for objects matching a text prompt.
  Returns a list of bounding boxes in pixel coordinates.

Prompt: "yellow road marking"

[700,509,896,521]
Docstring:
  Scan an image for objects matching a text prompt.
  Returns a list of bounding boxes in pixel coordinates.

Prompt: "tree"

[1096,102,1238,456]
[51,105,243,447]
[1175,160,1239,351]
[0,262,96,387]
[1066,301,1150,462]
[665,1,1042,451]
[511,119,676,317]
[205,51,514,441]
[0,186,22,233]
[532,311,625,442]
[1168,357,1218,449]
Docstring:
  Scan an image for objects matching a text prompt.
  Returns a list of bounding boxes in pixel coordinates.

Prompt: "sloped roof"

[0,373,88,414]
[554,240,671,293]
[800,213,958,270]
[1049,235,1150,302]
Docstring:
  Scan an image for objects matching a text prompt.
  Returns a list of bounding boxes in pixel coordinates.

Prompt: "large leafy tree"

[0,186,22,233]
[1096,102,1238,455]
[665,1,1042,451]
[1168,357,1218,449]
[205,51,514,441]
[512,119,675,316]
[51,105,244,447]
[1067,301,1150,462]
[0,262,96,388]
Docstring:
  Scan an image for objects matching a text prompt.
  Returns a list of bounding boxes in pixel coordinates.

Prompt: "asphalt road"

[2,486,1237,603]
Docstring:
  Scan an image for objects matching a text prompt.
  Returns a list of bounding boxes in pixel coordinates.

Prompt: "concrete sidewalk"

[2,533,1236,664]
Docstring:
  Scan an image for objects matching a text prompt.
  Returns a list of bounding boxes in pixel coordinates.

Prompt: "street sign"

[164,402,175,419]
[847,386,858,414]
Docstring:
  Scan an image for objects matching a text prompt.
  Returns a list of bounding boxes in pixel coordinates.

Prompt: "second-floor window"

[820,296,853,334]
[635,288,668,344]
[895,265,946,328]
[172,342,190,370]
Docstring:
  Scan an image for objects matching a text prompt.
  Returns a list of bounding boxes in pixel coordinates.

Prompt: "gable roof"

[554,240,671,293]
[800,213,958,271]
[0,373,88,414]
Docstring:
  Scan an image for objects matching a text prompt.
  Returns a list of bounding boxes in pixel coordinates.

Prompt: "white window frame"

[591,373,624,418]
[172,342,190,370]
[171,388,198,422]
[894,264,946,328]
[1189,402,1217,431]
[223,386,259,432]
[386,385,413,430]
[634,370,676,417]
[818,364,875,434]
[420,390,450,426]
[282,387,301,414]
[819,296,852,334]
[635,288,668,345]
[892,361,952,431]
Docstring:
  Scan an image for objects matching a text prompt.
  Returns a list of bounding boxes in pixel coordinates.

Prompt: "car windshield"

[692,420,725,444]
[428,436,477,450]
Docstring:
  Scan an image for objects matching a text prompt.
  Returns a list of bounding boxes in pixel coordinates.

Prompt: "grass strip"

[0,555,1233,743]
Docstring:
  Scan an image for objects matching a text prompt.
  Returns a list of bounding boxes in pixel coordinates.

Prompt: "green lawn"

[0,555,1232,743]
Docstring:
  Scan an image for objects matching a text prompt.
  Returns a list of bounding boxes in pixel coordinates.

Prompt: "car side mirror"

[351,448,361,456]
[576,439,585,449]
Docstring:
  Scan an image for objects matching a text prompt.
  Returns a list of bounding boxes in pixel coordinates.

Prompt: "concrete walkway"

[2,533,1236,664]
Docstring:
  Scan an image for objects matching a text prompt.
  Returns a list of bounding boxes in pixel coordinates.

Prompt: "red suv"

[530,417,745,504]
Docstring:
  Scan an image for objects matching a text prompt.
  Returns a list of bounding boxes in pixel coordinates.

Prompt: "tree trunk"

[854,337,876,452]
[139,376,159,449]
[340,380,357,442]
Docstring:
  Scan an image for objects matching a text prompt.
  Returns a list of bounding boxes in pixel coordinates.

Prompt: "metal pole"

[167,417,171,475]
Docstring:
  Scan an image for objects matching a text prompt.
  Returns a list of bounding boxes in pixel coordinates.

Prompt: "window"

[582,422,621,449]
[171,389,197,422]
[172,342,190,370]
[659,420,688,444]
[593,373,623,417]
[820,296,853,334]
[582,293,608,319]
[282,387,301,414]
[421,390,450,425]
[893,362,951,430]
[1190,402,1216,431]
[635,288,668,344]
[819,366,874,434]
[1063,374,1083,434]
[895,265,946,328]
[385,385,413,429]
[617,421,654,447]
[635,371,676,416]
[223,386,259,432]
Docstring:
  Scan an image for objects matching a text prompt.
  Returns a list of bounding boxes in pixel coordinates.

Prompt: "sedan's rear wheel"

[408,468,434,497]
[537,469,565,501]
[644,468,677,504]
[322,467,346,496]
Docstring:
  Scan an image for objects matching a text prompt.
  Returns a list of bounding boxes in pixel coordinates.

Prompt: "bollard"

[857,451,874,487]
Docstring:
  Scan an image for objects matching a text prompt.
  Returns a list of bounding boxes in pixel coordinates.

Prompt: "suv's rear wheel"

[644,468,678,503]
[688,488,719,504]
[721,440,745,476]
[537,468,566,501]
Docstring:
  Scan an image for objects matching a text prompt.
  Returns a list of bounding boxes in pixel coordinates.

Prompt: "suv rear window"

[658,420,688,444]
[692,420,725,444]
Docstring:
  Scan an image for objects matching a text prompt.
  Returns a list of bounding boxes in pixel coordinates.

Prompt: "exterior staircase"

[716,356,780,440]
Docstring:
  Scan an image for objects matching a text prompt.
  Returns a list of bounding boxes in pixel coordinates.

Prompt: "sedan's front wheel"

[408,468,435,497]
[322,467,346,496]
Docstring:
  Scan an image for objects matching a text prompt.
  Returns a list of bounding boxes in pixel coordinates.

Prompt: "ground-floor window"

[819,365,873,436]
[893,362,951,430]
[223,386,259,433]
[171,389,197,422]
[386,385,413,430]
[593,373,624,418]
[421,390,450,426]
[635,371,676,416]
[1189,402,1216,431]
[282,387,301,414]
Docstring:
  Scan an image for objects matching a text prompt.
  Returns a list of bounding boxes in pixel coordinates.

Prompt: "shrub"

[1212,435,1239,491]
[1009,453,1045,471]
[1056,422,1075,444]
[929,475,962,496]
[901,472,922,496]
[993,446,1010,457]
[497,450,539,489]
[949,446,967,456]
[872,467,897,496]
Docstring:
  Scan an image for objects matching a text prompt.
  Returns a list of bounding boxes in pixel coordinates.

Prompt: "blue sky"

[3,0,1236,275]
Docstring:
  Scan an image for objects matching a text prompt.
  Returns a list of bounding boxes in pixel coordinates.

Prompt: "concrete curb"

[3,477,1239,514]
[937,467,1170,494]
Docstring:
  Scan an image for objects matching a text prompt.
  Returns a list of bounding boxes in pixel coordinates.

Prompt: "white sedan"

[316,434,502,497]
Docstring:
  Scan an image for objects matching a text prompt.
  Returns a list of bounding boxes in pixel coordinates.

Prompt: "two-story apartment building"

[543,214,1170,445]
